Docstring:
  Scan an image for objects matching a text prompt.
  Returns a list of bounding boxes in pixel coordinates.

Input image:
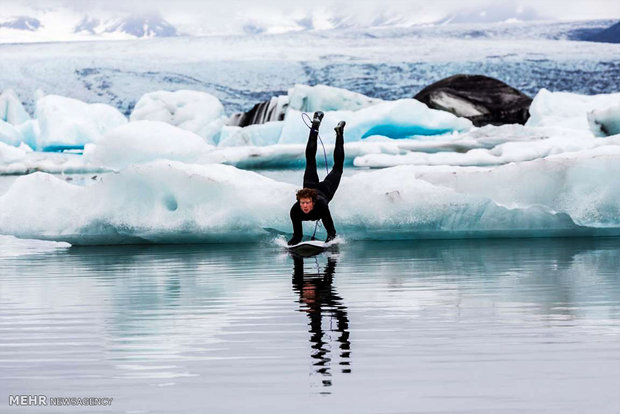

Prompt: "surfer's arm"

[320,203,337,241]
[288,206,303,245]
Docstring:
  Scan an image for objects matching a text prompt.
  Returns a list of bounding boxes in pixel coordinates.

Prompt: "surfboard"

[287,240,330,257]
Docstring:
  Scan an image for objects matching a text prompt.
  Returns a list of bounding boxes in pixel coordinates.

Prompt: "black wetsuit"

[289,117,344,245]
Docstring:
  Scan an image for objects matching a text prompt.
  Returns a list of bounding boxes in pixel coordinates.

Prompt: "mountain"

[102,14,178,38]
[0,16,41,31]
[585,21,620,43]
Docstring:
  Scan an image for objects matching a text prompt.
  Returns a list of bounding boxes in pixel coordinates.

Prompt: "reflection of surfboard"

[287,240,329,257]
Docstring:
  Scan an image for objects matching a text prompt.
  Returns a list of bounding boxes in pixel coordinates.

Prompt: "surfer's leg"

[303,111,324,188]
[318,121,345,201]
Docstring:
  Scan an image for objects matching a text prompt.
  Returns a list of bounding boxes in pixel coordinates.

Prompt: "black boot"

[312,111,324,129]
[334,120,346,136]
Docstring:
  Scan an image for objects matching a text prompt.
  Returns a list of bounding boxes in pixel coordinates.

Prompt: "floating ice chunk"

[353,125,598,168]
[36,95,128,151]
[0,161,294,244]
[287,84,382,112]
[15,120,40,149]
[0,150,107,176]
[0,120,23,146]
[83,121,215,169]
[0,89,30,125]
[527,89,620,131]
[0,235,70,256]
[217,122,284,147]
[279,99,472,144]
[2,156,618,245]
[130,90,227,144]
[588,103,620,137]
[410,146,620,228]
[0,141,27,163]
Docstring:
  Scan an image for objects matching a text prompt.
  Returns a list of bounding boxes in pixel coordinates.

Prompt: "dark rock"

[414,74,532,126]
[585,21,620,44]
[229,96,288,127]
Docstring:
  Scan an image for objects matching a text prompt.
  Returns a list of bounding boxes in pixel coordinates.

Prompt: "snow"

[130,90,227,145]
[526,89,620,131]
[588,103,620,137]
[35,94,127,150]
[83,121,214,170]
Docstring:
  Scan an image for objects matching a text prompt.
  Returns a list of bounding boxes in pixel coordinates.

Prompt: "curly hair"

[296,188,318,201]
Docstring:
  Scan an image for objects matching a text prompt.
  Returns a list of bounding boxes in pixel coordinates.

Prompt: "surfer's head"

[296,188,317,214]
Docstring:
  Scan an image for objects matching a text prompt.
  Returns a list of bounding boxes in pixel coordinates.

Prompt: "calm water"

[1,238,620,413]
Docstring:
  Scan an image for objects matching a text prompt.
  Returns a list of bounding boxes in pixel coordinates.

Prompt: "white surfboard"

[287,240,332,257]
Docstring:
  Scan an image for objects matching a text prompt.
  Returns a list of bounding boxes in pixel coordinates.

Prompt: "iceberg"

[218,122,284,147]
[0,141,27,164]
[1,155,619,245]
[0,120,23,147]
[353,125,605,168]
[588,103,620,137]
[287,84,381,113]
[0,89,30,126]
[130,90,227,145]
[278,99,473,145]
[0,234,70,257]
[83,121,215,170]
[35,94,127,151]
[526,89,620,131]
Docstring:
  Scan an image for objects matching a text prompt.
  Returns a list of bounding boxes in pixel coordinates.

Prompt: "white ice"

[352,124,618,168]
[83,121,214,170]
[0,234,70,256]
[278,99,472,144]
[287,84,381,113]
[0,89,30,125]
[130,90,227,145]
[526,89,620,131]
[1,152,620,245]
[588,103,620,137]
[35,94,127,150]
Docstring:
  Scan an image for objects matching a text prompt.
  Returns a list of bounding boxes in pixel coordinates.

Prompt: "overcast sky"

[4,0,620,26]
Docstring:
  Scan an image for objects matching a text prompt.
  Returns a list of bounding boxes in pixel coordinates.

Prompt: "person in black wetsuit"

[288,111,345,246]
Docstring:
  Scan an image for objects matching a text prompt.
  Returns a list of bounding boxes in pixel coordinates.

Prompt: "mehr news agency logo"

[9,395,113,407]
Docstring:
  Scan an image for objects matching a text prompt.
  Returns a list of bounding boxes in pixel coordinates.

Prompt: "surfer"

[288,111,345,246]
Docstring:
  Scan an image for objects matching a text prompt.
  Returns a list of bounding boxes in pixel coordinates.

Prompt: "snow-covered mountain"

[0,10,179,43]
[0,3,618,44]
[74,14,178,38]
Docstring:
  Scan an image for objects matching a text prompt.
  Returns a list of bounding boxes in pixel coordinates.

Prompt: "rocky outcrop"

[414,74,532,127]
[585,21,620,44]
[228,96,288,127]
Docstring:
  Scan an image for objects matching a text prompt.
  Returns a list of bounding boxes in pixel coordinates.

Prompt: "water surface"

[1,238,620,413]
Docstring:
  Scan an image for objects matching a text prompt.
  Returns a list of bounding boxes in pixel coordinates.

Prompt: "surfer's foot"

[288,236,301,246]
[312,111,324,128]
[325,234,336,243]
[334,120,346,136]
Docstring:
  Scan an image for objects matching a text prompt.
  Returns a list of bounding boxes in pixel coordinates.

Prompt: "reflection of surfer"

[292,255,351,387]
[288,111,346,245]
